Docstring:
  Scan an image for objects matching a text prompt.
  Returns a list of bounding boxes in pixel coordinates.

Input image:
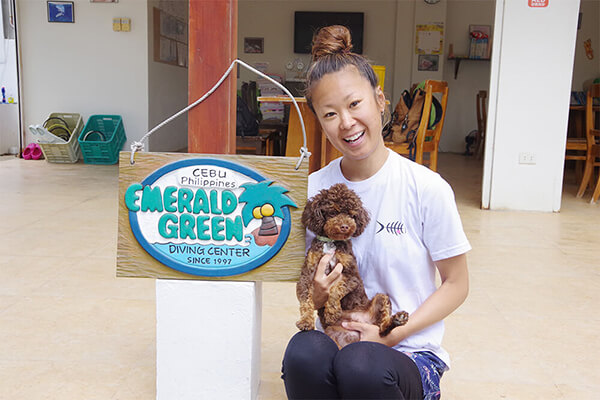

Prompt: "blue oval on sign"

[126,158,295,277]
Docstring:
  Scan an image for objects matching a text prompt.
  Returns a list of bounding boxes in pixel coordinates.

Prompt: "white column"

[156,280,262,400]
[483,0,581,211]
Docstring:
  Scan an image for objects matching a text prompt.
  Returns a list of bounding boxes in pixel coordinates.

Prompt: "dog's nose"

[340,224,349,232]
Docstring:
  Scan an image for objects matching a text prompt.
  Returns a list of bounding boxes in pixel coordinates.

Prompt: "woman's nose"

[339,112,355,130]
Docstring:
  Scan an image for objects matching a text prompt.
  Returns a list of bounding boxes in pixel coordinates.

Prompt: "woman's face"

[311,66,386,163]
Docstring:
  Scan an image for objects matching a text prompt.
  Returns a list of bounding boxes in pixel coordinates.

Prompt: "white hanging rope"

[130,59,310,169]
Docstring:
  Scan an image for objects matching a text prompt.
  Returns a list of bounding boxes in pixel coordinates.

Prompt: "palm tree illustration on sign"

[239,181,297,246]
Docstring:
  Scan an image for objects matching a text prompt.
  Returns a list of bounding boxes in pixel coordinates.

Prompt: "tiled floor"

[0,153,598,399]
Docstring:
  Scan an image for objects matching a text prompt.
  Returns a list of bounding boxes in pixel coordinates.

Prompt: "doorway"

[0,0,21,156]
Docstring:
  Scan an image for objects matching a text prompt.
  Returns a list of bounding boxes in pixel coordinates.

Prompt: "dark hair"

[305,25,379,112]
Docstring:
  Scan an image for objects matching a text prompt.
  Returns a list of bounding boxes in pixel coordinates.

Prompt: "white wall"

[237,0,495,153]
[483,0,580,211]
[17,0,148,150]
[147,0,188,152]
[237,1,399,97]
[391,0,416,106]
[442,0,495,153]
[412,0,447,84]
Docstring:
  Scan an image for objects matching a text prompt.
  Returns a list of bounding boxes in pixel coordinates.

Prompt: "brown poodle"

[296,183,409,348]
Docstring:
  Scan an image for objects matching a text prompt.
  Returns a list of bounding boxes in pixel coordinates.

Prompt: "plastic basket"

[78,115,126,164]
[38,113,83,163]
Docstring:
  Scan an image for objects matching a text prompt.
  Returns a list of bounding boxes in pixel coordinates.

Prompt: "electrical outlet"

[518,152,536,165]
[112,18,121,31]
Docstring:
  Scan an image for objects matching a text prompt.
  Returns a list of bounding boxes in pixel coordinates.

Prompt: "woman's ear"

[375,85,386,113]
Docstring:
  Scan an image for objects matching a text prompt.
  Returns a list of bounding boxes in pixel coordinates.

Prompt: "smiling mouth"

[344,131,365,143]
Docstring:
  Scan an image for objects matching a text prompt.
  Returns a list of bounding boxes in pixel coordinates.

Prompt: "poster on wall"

[117,152,308,281]
[415,23,444,55]
[47,1,74,23]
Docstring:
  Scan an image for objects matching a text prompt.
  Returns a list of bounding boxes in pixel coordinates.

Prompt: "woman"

[281,25,470,400]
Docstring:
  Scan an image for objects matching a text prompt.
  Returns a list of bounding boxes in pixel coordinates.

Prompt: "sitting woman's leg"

[281,330,340,399]
[333,342,423,400]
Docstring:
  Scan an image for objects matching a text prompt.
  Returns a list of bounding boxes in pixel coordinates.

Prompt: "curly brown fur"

[296,183,409,348]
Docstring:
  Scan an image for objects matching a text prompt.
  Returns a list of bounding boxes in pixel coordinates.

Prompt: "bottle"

[1,87,6,103]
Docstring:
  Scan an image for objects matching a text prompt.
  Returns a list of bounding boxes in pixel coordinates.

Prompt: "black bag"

[236,95,259,137]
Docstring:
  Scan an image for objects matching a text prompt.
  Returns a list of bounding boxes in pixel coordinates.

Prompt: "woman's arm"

[343,253,469,346]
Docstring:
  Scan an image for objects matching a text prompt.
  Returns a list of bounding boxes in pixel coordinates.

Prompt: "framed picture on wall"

[244,37,264,54]
[418,54,439,71]
[47,1,74,23]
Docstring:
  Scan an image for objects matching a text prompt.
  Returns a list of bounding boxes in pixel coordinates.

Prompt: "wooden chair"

[565,83,600,201]
[384,80,449,171]
[475,90,487,160]
[584,84,600,203]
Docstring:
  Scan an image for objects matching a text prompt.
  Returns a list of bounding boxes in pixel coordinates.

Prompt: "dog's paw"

[296,318,315,331]
[392,311,409,327]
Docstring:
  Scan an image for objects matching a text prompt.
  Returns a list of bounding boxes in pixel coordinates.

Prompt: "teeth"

[345,131,364,142]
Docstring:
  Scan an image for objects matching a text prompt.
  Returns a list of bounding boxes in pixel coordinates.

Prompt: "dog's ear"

[301,198,325,234]
[352,205,370,236]
[301,199,313,228]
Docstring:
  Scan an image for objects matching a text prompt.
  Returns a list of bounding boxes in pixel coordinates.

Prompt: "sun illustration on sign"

[239,181,297,246]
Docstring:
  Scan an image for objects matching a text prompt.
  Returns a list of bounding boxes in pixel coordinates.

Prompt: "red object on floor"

[23,143,43,160]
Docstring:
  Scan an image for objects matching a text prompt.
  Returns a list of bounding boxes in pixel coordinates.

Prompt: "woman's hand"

[312,254,343,310]
[341,321,406,347]
[341,321,383,344]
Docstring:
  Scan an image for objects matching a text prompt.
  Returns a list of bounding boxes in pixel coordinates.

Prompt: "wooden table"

[258,96,342,173]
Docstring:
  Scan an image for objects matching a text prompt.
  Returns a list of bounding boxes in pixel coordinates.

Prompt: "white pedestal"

[156,280,262,400]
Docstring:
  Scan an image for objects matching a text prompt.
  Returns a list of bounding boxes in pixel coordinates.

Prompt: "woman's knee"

[333,342,389,385]
[282,331,340,399]
[282,330,338,376]
[333,342,420,399]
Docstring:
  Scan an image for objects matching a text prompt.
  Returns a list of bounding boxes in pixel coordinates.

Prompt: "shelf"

[448,57,491,79]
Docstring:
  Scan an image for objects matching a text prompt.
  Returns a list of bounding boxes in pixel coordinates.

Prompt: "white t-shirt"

[307,149,471,368]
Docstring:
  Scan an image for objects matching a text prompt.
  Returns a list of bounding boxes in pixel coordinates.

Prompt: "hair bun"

[311,25,353,60]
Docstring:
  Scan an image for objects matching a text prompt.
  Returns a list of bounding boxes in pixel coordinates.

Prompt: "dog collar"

[316,235,346,243]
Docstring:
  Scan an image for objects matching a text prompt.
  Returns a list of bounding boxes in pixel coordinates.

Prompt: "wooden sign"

[117,152,308,281]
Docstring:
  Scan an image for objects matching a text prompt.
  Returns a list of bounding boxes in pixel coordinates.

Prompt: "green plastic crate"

[38,113,83,163]
[78,115,126,164]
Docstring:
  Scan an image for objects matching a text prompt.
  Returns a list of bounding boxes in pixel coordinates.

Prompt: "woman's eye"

[324,112,336,118]
[350,100,361,108]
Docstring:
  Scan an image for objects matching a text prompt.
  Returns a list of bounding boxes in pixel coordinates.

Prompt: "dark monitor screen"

[294,11,364,54]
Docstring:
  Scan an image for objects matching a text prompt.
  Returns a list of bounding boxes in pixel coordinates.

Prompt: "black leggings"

[281,330,423,400]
